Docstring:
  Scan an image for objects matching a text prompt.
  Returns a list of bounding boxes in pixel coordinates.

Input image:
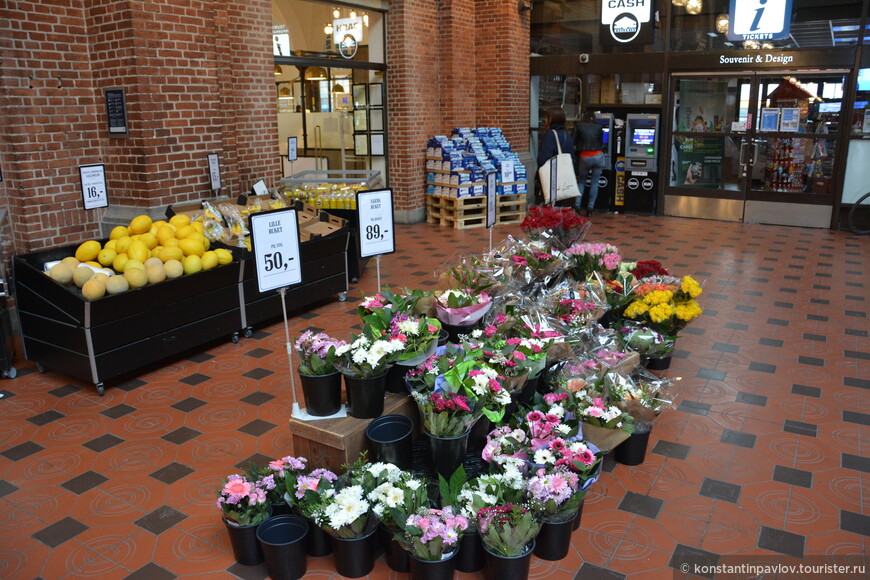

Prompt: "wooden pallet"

[426,193,526,229]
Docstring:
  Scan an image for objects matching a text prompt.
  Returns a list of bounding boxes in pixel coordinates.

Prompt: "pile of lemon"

[47,214,234,300]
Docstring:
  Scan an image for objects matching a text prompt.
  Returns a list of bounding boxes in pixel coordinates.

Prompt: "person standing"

[536,106,575,207]
[573,111,607,216]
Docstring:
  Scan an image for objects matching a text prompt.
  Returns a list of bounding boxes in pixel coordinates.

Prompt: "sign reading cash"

[728,0,793,42]
[600,0,655,46]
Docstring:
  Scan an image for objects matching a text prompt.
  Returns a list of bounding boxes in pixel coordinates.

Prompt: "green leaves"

[437,465,466,507]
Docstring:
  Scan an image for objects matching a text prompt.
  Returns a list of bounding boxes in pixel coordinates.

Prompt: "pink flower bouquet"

[434,289,492,326]
[217,474,270,526]
[394,506,469,561]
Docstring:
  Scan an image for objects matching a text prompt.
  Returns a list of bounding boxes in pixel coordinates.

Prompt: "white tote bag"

[537,130,580,204]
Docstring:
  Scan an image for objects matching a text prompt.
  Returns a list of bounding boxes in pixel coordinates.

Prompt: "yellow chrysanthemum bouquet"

[623,275,703,339]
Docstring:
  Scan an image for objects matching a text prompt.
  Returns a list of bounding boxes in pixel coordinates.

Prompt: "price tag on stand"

[287,137,298,161]
[486,172,497,229]
[251,179,269,197]
[249,208,302,293]
[357,189,395,258]
[207,153,221,191]
[79,164,109,210]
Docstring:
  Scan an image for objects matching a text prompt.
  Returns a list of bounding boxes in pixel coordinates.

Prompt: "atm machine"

[623,113,660,213]
[592,113,614,212]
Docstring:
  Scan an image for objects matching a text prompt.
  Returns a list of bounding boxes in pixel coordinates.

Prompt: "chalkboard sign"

[104,88,128,135]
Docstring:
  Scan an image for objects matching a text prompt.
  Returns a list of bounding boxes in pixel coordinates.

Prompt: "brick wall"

[0,0,279,253]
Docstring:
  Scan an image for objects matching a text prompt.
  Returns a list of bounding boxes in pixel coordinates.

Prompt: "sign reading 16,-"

[357,189,395,258]
[249,208,302,293]
[79,164,109,210]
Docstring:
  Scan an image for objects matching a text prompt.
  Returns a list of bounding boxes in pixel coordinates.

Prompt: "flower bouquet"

[292,468,339,520]
[526,466,584,522]
[253,455,307,506]
[313,484,376,538]
[623,274,703,339]
[618,324,675,361]
[217,474,271,526]
[563,242,622,282]
[482,425,532,472]
[573,395,635,452]
[366,471,430,530]
[393,506,469,560]
[456,473,527,531]
[388,313,443,366]
[477,504,541,557]
[520,205,591,249]
[467,338,546,394]
[606,371,674,427]
[434,288,492,327]
[334,332,404,379]
[295,331,347,376]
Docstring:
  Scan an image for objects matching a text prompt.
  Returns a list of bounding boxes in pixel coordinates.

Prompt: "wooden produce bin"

[13,244,243,395]
[289,393,418,473]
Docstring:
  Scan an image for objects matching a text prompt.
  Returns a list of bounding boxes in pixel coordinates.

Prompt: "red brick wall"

[386,0,531,214]
[0,0,279,253]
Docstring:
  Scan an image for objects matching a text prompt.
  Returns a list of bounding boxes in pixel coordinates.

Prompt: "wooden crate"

[426,194,487,229]
[496,193,526,225]
[289,393,419,473]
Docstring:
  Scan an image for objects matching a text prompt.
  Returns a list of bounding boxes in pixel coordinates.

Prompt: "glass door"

[666,71,848,227]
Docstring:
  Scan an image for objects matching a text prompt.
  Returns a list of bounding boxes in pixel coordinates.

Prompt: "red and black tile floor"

[0,214,867,579]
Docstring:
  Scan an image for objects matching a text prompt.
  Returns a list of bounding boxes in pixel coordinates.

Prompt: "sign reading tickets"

[250,208,302,293]
[357,189,395,258]
[79,164,109,210]
[728,0,793,42]
[600,0,654,46]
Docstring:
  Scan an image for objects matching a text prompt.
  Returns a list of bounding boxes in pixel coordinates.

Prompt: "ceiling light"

[349,10,357,18]
[715,13,729,34]
[332,83,346,93]
[305,67,328,80]
[274,65,283,75]
[333,7,341,18]
[672,0,687,6]
[761,42,774,49]
[685,0,702,15]
[363,13,369,27]
[324,22,333,35]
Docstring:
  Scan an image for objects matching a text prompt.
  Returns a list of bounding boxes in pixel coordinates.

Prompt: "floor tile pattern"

[0,214,867,579]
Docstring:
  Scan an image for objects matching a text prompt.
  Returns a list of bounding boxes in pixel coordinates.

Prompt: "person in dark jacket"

[536,106,575,206]
[573,110,607,216]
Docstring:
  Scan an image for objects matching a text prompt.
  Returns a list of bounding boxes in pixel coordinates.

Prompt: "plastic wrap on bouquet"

[435,252,502,296]
[434,290,492,326]
[579,423,631,453]
[519,205,592,250]
[483,235,570,298]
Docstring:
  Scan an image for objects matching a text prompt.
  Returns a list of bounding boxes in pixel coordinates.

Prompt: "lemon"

[169,214,190,228]
[74,240,101,262]
[129,215,152,235]
[48,263,74,284]
[104,239,118,251]
[174,224,196,240]
[115,236,133,254]
[82,278,106,300]
[127,240,149,263]
[182,254,202,275]
[214,248,233,265]
[139,232,158,250]
[164,259,184,279]
[72,266,94,288]
[201,251,218,271]
[191,221,204,234]
[97,248,117,266]
[156,225,176,245]
[124,267,148,289]
[112,253,129,273]
[105,275,129,295]
[123,259,145,272]
[109,225,128,240]
[150,246,162,258]
[84,261,102,269]
[158,246,184,262]
[163,237,179,248]
[179,238,205,257]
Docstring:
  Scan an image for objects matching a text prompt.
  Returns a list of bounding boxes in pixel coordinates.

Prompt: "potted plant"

[253,455,307,514]
[608,370,674,465]
[294,331,347,416]
[334,330,405,418]
[216,474,272,565]
[291,467,339,557]
[477,503,541,580]
[312,483,379,578]
[525,466,585,560]
[433,288,492,340]
[393,506,468,580]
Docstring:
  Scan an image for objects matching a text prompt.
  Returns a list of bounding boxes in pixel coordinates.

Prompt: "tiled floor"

[0,213,867,579]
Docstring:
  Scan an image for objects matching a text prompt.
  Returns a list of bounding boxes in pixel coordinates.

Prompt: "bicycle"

[847,190,870,235]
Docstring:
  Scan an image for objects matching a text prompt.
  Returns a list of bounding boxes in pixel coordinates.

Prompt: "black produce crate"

[13,243,244,393]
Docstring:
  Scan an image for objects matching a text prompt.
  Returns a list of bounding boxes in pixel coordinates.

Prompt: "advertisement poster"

[676,137,725,188]
[679,81,728,133]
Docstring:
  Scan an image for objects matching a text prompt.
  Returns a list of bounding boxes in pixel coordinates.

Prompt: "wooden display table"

[289,393,419,473]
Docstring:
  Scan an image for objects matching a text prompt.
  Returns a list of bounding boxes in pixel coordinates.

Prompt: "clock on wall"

[338,34,358,59]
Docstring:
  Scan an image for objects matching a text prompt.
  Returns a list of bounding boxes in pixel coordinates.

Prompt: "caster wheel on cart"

[243,327,253,338]
[37,363,47,374]
[231,332,240,344]
[338,292,347,302]
[3,367,17,379]
[96,384,105,396]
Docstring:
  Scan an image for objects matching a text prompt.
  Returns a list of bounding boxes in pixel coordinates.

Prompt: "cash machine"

[623,113,660,213]
[590,113,614,211]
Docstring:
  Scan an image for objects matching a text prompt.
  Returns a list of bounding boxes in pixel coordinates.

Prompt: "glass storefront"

[272,0,387,180]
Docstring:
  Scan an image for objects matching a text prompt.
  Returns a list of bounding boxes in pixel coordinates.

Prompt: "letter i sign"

[728,0,793,41]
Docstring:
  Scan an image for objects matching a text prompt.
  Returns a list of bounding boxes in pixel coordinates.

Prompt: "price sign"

[249,208,302,293]
[486,171,497,229]
[501,159,515,184]
[287,137,298,161]
[79,164,108,210]
[251,179,269,197]
[357,189,395,258]
[207,153,221,191]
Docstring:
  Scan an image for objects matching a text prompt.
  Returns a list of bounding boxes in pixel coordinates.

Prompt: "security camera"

[579,54,590,63]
